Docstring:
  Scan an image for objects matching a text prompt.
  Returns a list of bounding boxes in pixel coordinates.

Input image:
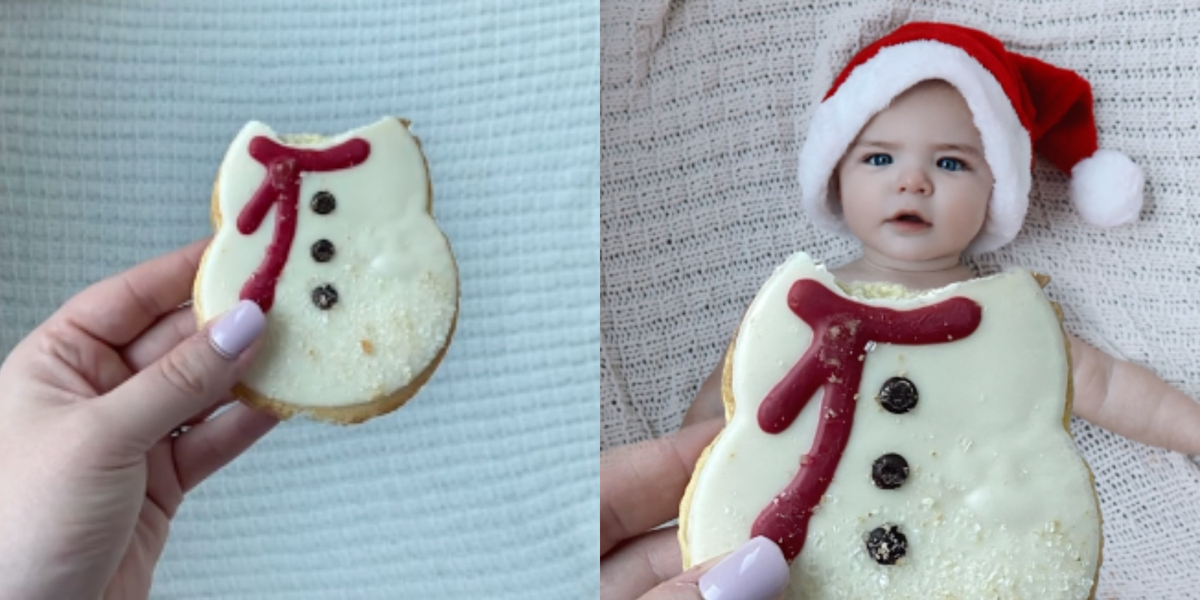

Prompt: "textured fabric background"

[602,1,1200,597]
[0,1,597,598]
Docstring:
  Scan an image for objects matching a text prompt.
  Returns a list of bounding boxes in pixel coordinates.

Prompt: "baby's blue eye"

[937,157,966,171]
[865,154,893,166]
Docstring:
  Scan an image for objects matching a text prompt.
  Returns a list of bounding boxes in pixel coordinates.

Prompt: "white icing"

[197,117,457,408]
[685,252,1101,599]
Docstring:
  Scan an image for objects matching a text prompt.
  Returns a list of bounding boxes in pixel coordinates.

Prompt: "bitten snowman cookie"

[680,252,1102,599]
[194,117,458,424]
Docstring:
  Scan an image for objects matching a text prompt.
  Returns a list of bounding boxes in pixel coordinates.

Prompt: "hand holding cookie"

[600,419,789,600]
[0,240,277,600]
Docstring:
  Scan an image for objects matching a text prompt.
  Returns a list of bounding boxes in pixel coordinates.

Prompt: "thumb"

[643,537,789,600]
[98,300,266,450]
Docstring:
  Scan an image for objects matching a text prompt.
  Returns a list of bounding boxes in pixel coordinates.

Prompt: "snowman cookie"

[194,117,458,424]
[680,252,1102,599]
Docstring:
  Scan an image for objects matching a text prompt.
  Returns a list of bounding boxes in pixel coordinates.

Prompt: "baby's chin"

[863,239,967,269]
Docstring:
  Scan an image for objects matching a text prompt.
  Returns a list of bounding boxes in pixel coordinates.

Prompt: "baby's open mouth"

[888,211,930,226]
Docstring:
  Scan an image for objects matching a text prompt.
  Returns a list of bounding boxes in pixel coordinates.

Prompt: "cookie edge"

[678,326,738,570]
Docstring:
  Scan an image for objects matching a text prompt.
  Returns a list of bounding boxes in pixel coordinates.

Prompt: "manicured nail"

[699,537,789,600]
[209,300,266,359]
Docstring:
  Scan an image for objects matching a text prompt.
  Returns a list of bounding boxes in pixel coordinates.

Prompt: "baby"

[684,23,1200,456]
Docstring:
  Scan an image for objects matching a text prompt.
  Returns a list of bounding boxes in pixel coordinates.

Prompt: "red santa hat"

[799,22,1144,253]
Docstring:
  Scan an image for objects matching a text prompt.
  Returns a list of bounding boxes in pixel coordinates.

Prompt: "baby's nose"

[897,169,931,195]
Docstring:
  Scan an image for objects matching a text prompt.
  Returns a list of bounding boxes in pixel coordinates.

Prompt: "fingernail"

[209,300,266,359]
[699,537,789,600]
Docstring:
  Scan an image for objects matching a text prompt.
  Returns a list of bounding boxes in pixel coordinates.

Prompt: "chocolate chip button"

[311,284,339,310]
[878,377,918,414]
[865,524,907,565]
[871,453,909,489]
[311,191,336,215]
[311,239,335,262]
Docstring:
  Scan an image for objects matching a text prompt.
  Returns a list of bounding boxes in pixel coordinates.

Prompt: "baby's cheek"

[840,179,882,220]
[943,185,989,234]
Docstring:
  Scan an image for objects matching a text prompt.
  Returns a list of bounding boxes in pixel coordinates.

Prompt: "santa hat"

[798,22,1144,253]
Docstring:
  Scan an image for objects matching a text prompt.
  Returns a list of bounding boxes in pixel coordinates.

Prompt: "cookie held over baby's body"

[678,253,1102,599]
[193,117,459,424]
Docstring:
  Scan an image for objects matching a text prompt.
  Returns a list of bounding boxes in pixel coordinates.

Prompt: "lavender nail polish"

[209,300,266,359]
[699,537,789,600]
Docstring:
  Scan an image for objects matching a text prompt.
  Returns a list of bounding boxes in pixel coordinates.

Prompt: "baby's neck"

[830,256,975,291]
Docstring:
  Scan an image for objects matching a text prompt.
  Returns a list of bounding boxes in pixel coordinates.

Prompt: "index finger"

[600,419,723,557]
[53,238,210,347]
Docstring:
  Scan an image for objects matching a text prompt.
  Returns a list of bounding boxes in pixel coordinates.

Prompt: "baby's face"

[835,80,994,267]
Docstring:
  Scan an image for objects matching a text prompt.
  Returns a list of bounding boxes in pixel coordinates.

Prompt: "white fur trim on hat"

[1069,149,1144,228]
[799,40,1032,253]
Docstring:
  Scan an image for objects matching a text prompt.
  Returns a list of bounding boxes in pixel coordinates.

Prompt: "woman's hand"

[0,239,277,600]
[600,419,789,600]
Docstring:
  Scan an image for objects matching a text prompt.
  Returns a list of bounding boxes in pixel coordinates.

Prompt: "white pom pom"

[1069,149,1144,227]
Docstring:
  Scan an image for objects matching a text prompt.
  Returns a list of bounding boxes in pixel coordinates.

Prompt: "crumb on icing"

[279,133,328,145]
[237,263,456,408]
[834,270,1013,300]
[836,280,922,299]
